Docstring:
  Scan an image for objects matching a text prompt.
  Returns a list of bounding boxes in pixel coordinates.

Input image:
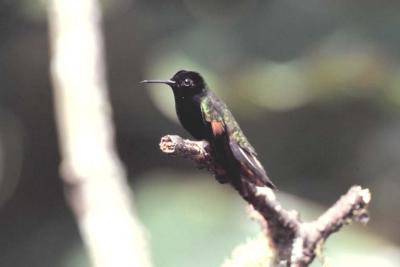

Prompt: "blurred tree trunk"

[48,0,152,266]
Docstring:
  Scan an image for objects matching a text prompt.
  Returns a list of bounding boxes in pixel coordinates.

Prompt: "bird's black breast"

[175,95,209,140]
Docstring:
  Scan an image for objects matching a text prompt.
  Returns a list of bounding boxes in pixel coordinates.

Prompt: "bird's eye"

[182,78,193,87]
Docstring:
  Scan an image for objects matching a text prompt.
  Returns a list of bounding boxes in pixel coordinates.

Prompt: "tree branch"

[159,135,371,267]
[48,0,152,266]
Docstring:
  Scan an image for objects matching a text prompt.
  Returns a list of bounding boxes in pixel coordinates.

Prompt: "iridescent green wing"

[200,91,257,155]
[201,91,275,188]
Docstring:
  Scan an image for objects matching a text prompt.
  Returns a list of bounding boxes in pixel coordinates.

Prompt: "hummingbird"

[141,70,276,190]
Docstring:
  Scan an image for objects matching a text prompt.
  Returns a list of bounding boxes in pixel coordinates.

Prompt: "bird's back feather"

[200,91,276,189]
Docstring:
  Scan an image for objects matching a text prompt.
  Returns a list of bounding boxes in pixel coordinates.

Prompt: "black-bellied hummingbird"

[141,70,276,190]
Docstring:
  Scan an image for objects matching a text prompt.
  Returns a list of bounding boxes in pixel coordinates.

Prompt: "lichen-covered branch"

[159,135,371,267]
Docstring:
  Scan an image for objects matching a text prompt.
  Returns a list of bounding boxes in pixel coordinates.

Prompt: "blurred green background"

[1,0,400,266]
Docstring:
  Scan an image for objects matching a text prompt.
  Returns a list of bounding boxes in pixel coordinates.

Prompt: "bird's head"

[141,70,207,95]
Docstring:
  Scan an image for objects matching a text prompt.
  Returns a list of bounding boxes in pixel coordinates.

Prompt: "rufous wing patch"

[211,120,225,137]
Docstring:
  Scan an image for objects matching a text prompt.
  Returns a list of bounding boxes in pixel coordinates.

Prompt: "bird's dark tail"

[228,140,277,190]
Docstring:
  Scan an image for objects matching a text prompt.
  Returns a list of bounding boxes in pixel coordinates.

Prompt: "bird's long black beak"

[140,79,175,85]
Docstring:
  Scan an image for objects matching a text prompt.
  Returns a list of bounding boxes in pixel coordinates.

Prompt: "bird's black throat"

[173,90,210,141]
